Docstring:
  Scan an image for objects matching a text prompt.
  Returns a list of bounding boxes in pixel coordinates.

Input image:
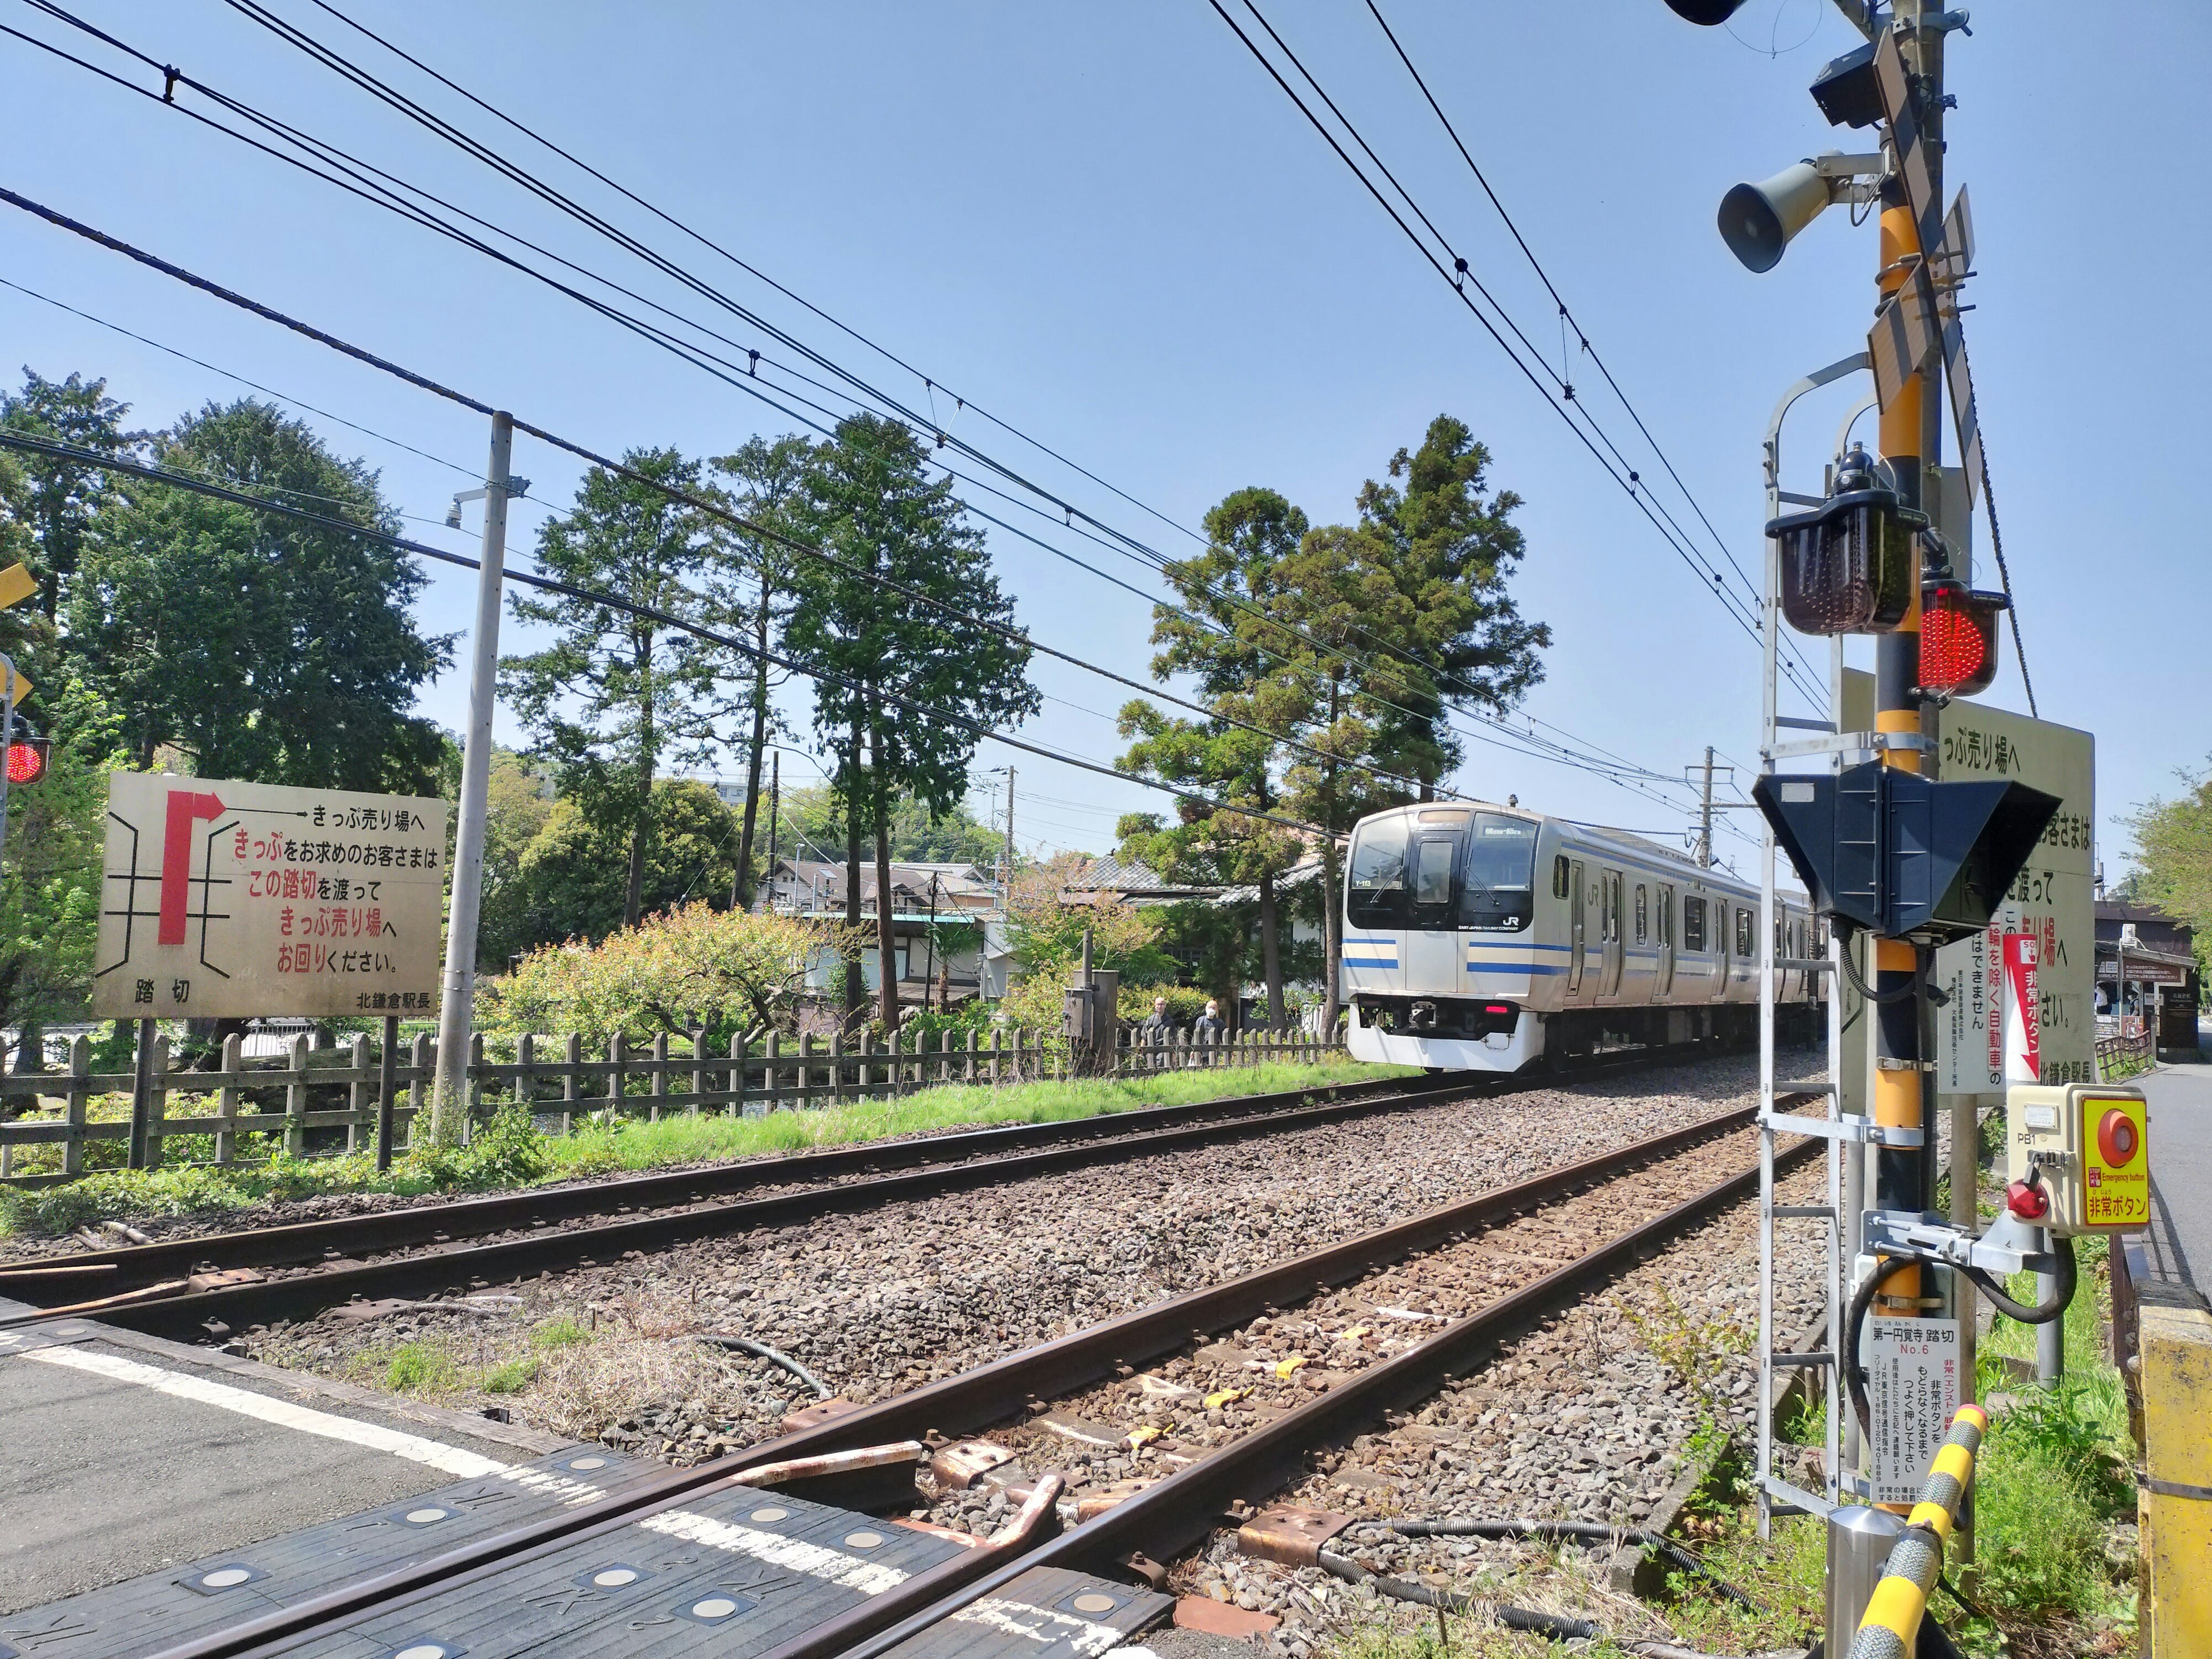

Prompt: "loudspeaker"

[1664,0,1750,21]
[1718,162,1833,274]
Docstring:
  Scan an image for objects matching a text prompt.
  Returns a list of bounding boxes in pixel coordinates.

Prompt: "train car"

[1341,801,1823,1072]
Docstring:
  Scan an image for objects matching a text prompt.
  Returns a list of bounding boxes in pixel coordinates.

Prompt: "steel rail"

[129,1091,1808,1659]
[832,1128,1828,1659]
[1,1050,1698,1336]
[2,1070,1454,1296]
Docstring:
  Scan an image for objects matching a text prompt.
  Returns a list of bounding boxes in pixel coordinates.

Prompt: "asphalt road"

[0,1316,556,1615]
[2142,1060,2212,1295]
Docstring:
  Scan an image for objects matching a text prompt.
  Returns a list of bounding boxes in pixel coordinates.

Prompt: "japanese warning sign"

[92,771,449,1020]
[1865,1316,1963,1505]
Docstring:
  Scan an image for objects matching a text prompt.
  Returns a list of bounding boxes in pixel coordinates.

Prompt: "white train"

[1341,802,1823,1072]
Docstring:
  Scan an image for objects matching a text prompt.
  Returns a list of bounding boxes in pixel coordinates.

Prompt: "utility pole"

[1697,746,1716,868]
[1001,767,1016,910]
[764,751,779,910]
[431,411,513,1145]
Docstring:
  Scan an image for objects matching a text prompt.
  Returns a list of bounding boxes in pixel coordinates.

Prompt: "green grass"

[528,1318,593,1351]
[0,1058,1414,1237]
[382,1342,463,1393]
[482,1357,537,1394]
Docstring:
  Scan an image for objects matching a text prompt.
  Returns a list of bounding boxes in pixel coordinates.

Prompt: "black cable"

[1844,1255,1926,1437]
[1384,1519,1757,1611]
[1312,1549,1596,1641]
[0,427,1331,839]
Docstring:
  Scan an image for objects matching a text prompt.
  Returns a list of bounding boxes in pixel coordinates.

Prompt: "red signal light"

[1919,581,2008,699]
[5,737,50,786]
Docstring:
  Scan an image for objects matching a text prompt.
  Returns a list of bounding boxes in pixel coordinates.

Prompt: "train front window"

[1346,817,1410,929]
[1459,814,1536,930]
[1413,838,1456,908]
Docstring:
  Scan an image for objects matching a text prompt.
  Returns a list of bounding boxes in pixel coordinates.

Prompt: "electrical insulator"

[4,736,48,786]
[1918,579,2009,699]
[1767,446,1924,635]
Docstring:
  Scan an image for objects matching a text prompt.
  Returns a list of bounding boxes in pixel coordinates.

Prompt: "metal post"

[375,1012,400,1172]
[0,654,16,879]
[127,1015,157,1169]
[431,411,513,1143]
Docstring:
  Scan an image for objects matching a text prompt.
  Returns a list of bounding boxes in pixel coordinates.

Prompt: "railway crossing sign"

[91,771,449,1020]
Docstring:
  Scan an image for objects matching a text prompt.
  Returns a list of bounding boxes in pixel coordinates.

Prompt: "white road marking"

[638,1509,910,1595]
[951,1597,1128,1656]
[25,1345,508,1478]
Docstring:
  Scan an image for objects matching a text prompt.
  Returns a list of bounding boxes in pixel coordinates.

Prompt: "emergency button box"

[2005,1082,2149,1234]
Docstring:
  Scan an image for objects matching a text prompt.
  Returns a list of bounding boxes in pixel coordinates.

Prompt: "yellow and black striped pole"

[1848,1403,1987,1657]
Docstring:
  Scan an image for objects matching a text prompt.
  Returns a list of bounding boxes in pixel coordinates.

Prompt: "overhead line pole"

[431,410,513,1145]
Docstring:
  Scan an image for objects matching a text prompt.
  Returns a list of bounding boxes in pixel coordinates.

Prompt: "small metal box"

[2004,1082,2149,1234]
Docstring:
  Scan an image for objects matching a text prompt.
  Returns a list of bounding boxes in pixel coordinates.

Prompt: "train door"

[1655,882,1676,996]
[1566,859,1586,995]
[1402,825,1462,992]
[1599,869,1624,998]
[1711,901,1731,1001]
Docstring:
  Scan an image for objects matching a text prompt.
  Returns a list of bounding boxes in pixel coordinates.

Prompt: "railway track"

[0,1047,1713,1339]
[22,1088,1820,1659]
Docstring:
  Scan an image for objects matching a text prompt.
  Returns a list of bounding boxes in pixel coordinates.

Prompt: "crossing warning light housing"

[1919,579,2009,699]
[2005,1083,2149,1235]
[1767,448,1925,636]
[3,718,48,786]
[1752,761,2060,945]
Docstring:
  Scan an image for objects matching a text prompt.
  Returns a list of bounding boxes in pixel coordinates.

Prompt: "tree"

[2125,764,2212,976]
[0,368,138,621]
[67,399,451,789]
[1122,488,1315,1028]
[708,434,812,908]
[479,779,740,963]
[786,415,1038,1030]
[501,448,722,930]
[773,782,1003,868]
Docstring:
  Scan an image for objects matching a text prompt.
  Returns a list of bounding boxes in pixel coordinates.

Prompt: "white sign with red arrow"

[92,771,449,1020]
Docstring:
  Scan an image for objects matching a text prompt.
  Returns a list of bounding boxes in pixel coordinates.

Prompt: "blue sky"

[2,1,2201,876]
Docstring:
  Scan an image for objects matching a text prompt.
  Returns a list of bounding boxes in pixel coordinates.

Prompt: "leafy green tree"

[786,414,1038,1030]
[0,368,138,621]
[774,782,1002,868]
[67,399,451,788]
[708,434,812,908]
[501,448,722,930]
[2125,764,2212,975]
[480,779,738,962]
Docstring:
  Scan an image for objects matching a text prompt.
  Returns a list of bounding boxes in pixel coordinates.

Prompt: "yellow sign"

[2080,1093,2149,1229]
[0,562,36,610]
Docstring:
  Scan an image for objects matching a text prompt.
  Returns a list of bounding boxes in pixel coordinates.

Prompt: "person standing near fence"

[1192,998,1226,1066]
[1139,997,1174,1056]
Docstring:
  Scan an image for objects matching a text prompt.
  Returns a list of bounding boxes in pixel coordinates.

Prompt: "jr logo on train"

[1340,804,1823,1072]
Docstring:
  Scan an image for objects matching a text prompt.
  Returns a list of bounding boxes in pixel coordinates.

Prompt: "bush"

[1116,984,1216,1026]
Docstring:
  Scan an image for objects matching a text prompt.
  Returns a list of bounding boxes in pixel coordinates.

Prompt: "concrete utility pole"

[431,411,513,1143]
[1002,768,1016,907]
[764,751,779,908]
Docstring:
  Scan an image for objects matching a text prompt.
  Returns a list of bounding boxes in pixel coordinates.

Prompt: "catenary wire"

[1358,0,1824,696]
[3,13,1665,816]
[0,425,1342,839]
[36,0,1741,795]
[1206,0,1833,714]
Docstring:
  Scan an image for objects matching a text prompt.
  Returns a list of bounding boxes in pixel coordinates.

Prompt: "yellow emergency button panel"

[2006,1082,2149,1235]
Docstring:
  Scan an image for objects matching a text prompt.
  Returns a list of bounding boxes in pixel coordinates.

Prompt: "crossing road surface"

[0,1306,562,1616]
[2141,1062,2212,1297]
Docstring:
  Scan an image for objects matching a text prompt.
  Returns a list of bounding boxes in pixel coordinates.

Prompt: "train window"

[1600,874,1618,942]
[1552,854,1569,899]
[1658,885,1674,946]
[1736,907,1756,959]
[1634,885,1648,944]
[1413,838,1456,907]
[1346,817,1409,929]
[1460,815,1537,930]
[1684,897,1706,953]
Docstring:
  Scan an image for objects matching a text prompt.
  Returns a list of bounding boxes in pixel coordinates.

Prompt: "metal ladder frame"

[1755,352,1876,1536]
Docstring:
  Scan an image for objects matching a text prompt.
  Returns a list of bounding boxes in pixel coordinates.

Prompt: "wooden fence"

[2097,1026,2156,1079]
[0,1021,1343,1184]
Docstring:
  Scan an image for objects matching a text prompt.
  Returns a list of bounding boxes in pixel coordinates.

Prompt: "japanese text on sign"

[1866,1316,1962,1505]
[93,772,449,1020]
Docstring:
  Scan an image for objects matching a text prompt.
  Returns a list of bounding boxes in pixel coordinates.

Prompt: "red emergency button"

[2005,1179,2050,1221]
[2097,1109,2140,1168]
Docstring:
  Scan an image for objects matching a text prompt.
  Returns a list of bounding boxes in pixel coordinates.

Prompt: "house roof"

[1059,853,1220,906]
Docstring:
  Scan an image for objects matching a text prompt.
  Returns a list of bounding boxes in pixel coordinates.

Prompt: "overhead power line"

[6,0,1710,813]
[1204,0,1832,714]
[0,424,1340,840]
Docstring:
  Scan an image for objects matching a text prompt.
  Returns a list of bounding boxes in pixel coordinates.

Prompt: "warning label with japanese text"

[92,771,449,1020]
[1866,1316,1963,1505]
